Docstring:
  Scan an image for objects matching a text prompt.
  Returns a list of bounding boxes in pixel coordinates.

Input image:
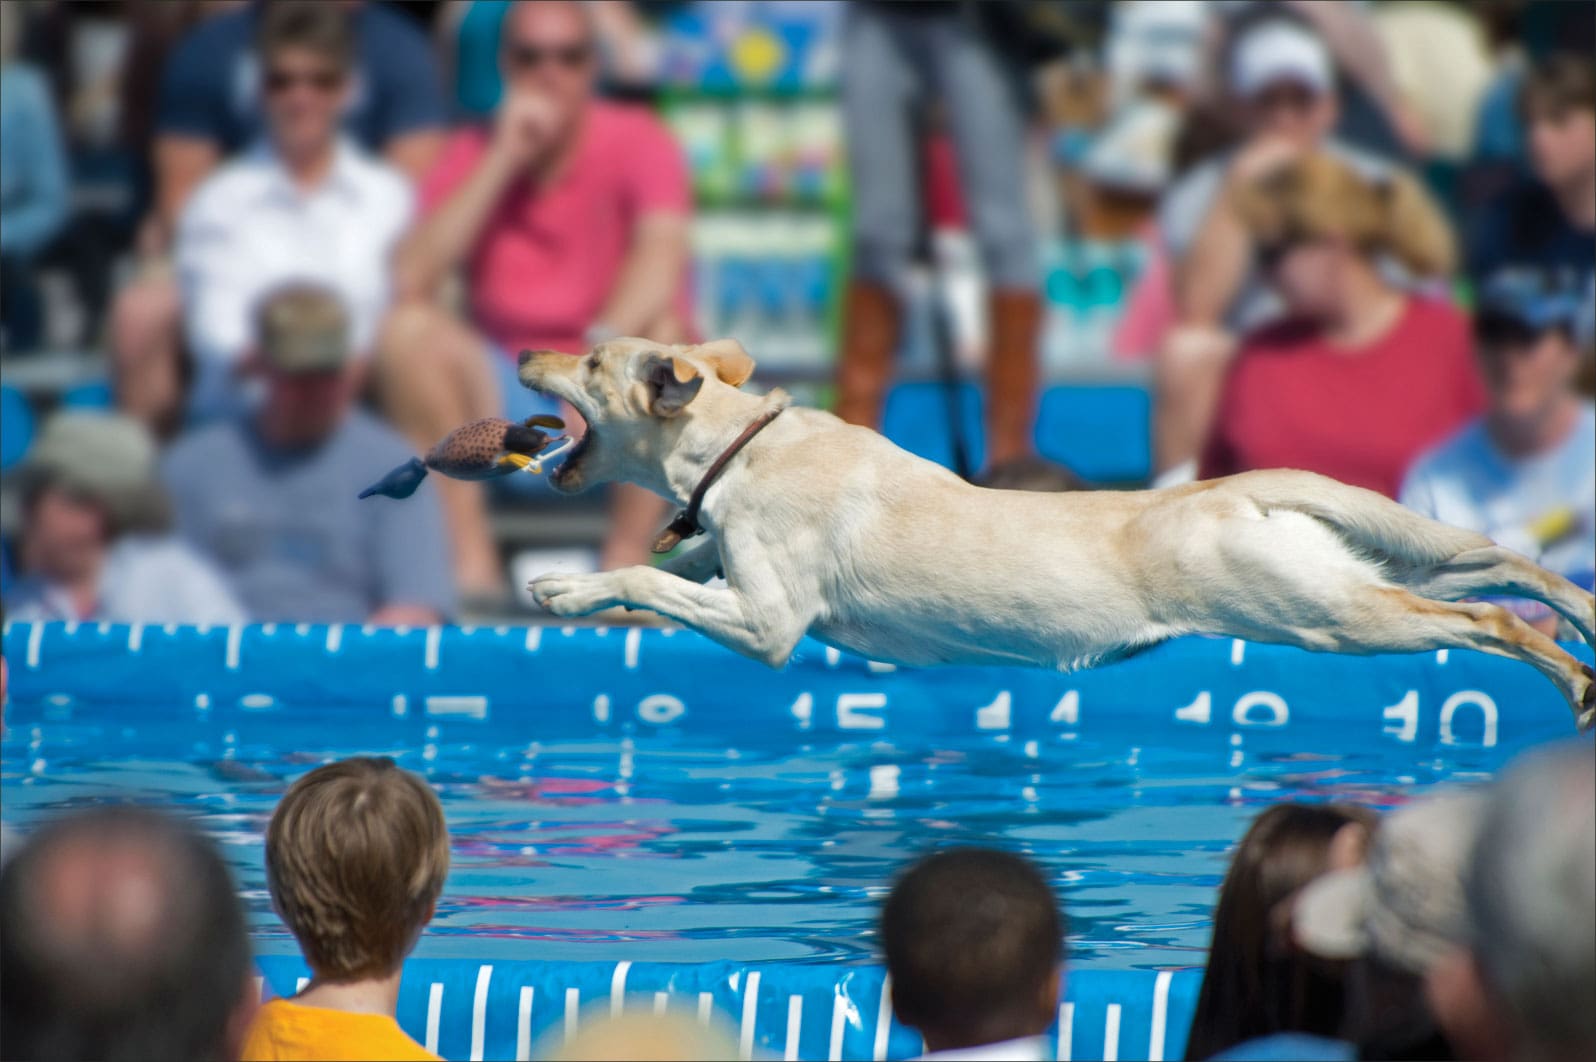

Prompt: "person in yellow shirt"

[242,755,451,1061]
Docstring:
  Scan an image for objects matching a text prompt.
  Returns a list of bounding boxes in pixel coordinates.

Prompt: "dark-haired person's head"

[1473,269,1591,433]
[1184,803,1377,1060]
[0,807,254,1062]
[881,848,1064,1054]
[257,0,356,163]
[1521,54,1595,199]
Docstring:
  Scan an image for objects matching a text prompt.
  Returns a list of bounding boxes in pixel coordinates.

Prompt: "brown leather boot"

[985,287,1042,466]
[834,280,901,429]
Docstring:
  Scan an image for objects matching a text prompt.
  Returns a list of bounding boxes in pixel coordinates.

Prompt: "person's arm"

[590,213,691,337]
[392,92,554,299]
[149,136,220,245]
[383,131,446,186]
[588,115,693,337]
[1173,137,1300,327]
[1283,0,1430,156]
[1174,193,1252,329]
[145,22,232,254]
[0,69,70,258]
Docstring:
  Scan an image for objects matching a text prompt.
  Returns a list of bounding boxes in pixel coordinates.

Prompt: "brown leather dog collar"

[652,407,785,554]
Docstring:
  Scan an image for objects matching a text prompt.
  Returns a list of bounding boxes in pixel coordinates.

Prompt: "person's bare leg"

[375,301,505,597]
[598,312,679,571]
[110,273,184,439]
[1151,324,1236,478]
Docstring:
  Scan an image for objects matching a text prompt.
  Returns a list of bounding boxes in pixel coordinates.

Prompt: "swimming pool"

[2,622,1583,1059]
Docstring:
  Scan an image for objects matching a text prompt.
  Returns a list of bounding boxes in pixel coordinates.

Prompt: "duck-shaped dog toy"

[358,415,575,500]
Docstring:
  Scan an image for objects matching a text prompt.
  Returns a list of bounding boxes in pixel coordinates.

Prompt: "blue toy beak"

[358,457,428,500]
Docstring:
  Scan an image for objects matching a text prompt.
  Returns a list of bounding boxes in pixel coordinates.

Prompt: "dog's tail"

[1239,469,1491,567]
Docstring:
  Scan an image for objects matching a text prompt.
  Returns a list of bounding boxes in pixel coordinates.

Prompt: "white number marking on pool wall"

[1440,691,1498,747]
[1232,691,1289,727]
[1383,690,1420,742]
[837,692,887,730]
[976,690,1012,730]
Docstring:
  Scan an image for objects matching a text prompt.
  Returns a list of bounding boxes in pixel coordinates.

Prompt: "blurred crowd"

[0,0,1592,630]
[2,736,1590,1061]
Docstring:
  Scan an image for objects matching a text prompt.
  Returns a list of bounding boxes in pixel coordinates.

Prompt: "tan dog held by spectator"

[522,340,1596,728]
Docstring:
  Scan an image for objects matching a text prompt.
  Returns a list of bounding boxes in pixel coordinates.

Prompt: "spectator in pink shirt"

[384,0,691,586]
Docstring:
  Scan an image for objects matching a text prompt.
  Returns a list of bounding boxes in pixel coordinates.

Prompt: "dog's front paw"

[529,572,616,617]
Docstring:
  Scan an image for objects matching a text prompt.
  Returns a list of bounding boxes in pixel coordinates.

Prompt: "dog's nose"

[518,349,534,368]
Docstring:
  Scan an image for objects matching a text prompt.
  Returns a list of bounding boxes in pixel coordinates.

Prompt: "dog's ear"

[694,338,756,388]
[642,353,704,417]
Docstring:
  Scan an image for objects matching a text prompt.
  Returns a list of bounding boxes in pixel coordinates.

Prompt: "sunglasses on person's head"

[504,42,593,70]
[264,67,345,95]
[1251,82,1319,112]
[1475,309,1567,351]
[1257,236,1307,272]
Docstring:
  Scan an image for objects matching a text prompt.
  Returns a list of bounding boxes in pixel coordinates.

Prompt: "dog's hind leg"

[1285,586,1594,730]
[1398,545,1595,647]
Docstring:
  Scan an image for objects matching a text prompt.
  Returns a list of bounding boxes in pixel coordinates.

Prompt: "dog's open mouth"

[545,406,591,488]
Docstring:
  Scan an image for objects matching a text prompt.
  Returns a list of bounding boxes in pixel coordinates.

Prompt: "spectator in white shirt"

[137,2,413,423]
[4,411,246,625]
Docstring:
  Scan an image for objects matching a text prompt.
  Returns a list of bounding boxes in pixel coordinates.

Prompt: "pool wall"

[5,621,1587,1061]
[256,956,1200,1062]
[4,621,1581,745]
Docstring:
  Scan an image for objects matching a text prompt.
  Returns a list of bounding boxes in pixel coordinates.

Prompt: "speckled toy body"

[426,417,546,480]
[359,415,565,500]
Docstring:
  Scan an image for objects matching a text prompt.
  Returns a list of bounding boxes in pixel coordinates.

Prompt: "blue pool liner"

[4,621,1584,747]
[255,956,1201,1062]
[6,621,1589,1060]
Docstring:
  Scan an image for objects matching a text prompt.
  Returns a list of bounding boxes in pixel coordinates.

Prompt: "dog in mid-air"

[519,338,1596,730]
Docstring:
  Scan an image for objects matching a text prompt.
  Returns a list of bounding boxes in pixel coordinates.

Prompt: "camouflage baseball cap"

[255,283,350,372]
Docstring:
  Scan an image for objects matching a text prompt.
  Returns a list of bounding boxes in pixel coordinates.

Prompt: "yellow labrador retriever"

[520,339,1596,729]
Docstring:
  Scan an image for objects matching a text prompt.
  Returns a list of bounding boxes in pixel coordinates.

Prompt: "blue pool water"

[2,623,1577,972]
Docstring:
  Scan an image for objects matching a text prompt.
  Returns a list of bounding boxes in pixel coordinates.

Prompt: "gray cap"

[1294,789,1487,975]
[21,411,169,531]
[255,283,350,373]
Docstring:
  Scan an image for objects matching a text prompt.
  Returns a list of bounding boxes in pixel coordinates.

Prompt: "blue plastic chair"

[881,381,986,473]
[58,379,114,410]
[0,385,34,471]
[1033,384,1152,484]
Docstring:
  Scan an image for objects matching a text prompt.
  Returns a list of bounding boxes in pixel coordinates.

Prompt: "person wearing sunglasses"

[169,1,413,426]
[111,0,445,440]
[1198,151,1484,501]
[1151,17,1427,484]
[1400,270,1595,638]
[386,0,692,588]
